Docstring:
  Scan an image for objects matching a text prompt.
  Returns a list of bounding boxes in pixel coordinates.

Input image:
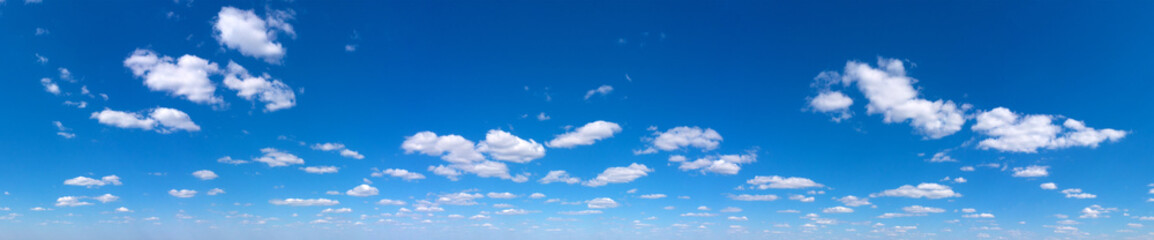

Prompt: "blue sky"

[2,0,1154,239]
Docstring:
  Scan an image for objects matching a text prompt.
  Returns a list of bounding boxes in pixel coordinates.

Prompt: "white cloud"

[902,205,945,213]
[972,107,1126,153]
[822,206,853,214]
[92,194,118,203]
[644,126,723,152]
[587,198,618,209]
[168,189,197,198]
[927,150,956,163]
[559,210,602,215]
[539,170,581,184]
[676,152,757,175]
[55,196,92,207]
[1040,182,1058,190]
[487,192,517,199]
[222,62,296,111]
[40,78,60,95]
[1061,189,1097,199]
[871,183,961,199]
[115,207,133,213]
[536,112,550,121]
[123,49,222,104]
[747,176,824,189]
[254,148,304,167]
[320,208,353,214]
[495,208,531,215]
[191,170,217,180]
[339,149,364,159]
[546,121,622,148]
[214,7,291,63]
[207,188,226,196]
[476,130,545,163]
[817,59,967,139]
[270,198,339,206]
[377,199,406,205]
[639,194,667,199]
[1080,205,1116,219]
[91,108,201,133]
[728,194,779,201]
[217,156,249,164]
[530,193,546,199]
[837,196,871,207]
[63,175,121,188]
[963,213,996,218]
[583,163,653,187]
[301,166,339,174]
[374,168,425,181]
[428,165,462,181]
[809,91,853,121]
[345,184,378,197]
[437,192,484,206]
[584,85,613,100]
[1012,165,1049,178]
[402,131,520,180]
[788,194,815,202]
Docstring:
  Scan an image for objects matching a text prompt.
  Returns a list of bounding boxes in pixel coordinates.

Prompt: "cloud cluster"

[91,108,200,133]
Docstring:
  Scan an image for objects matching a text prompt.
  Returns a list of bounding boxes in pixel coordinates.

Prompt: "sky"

[2,0,1154,239]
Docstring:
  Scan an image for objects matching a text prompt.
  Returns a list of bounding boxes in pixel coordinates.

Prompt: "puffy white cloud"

[1079,205,1115,219]
[373,168,425,181]
[546,121,622,148]
[639,194,667,199]
[345,184,378,197]
[927,150,957,163]
[63,175,121,188]
[822,206,853,214]
[437,192,484,206]
[123,49,222,104]
[1012,165,1049,178]
[583,163,653,187]
[676,152,757,175]
[476,130,545,163]
[222,62,296,111]
[845,59,968,138]
[115,207,133,213]
[728,194,779,201]
[254,148,304,167]
[377,199,406,205]
[972,107,1126,153]
[191,170,217,180]
[495,208,531,215]
[320,208,352,214]
[339,149,364,159]
[217,156,249,164]
[427,165,462,181]
[837,195,871,207]
[1061,189,1097,199]
[168,189,197,198]
[539,170,581,184]
[299,166,338,174]
[403,131,523,180]
[270,198,339,206]
[487,192,517,199]
[40,78,60,95]
[963,213,996,218]
[587,198,618,209]
[747,176,824,189]
[584,85,613,100]
[644,126,723,152]
[1040,182,1058,190]
[902,205,945,213]
[809,91,853,121]
[55,196,92,207]
[91,108,201,133]
[529,193,546,199]
[788,194,815,202]
[92,194,119,203]
[559,210,602,215]
[312,143,345,151]
[213,7,292,63]
[206,188,226,196]
[871,183,961,199]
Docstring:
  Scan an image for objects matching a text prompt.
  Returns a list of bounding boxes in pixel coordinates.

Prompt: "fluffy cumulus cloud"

[91,108,200,133]
[270,198,339,206]
[1040,182,1058,190]
[254,148,305,167]
[972,107,1127,153]
[823,206,854,214]
[728,194,779,201]
[583,163,653,187]
[587,198,618,209]
[403,131,537,181]
[168,189,197,198]
[546,121,622,148]
[41,77,60,95]
[487,192,517,199]
[871,183,961,199]
[222,62,296,111]
[671,152,757,175]
[214,7,293,63]
[747,176,824,189]
[300,166,339,174]
[345,184,379,197]
[55,196,92,207]
[837,195,871,207]
[311,143,363,159]
[437,192,484,206]
[539,170,581,184]
[191,170,218,180]
[641,126,723,152]
[812,59,967,139]
[123,49,222,104]
[809,91,853,121]
[63,175,121,188]
[476,130,545,163]
[1061,189,1097,199]
[373,168,426,181]
[1012,165,1049,178]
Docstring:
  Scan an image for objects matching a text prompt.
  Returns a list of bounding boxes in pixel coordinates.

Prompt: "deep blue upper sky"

[1,0,1152,239]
